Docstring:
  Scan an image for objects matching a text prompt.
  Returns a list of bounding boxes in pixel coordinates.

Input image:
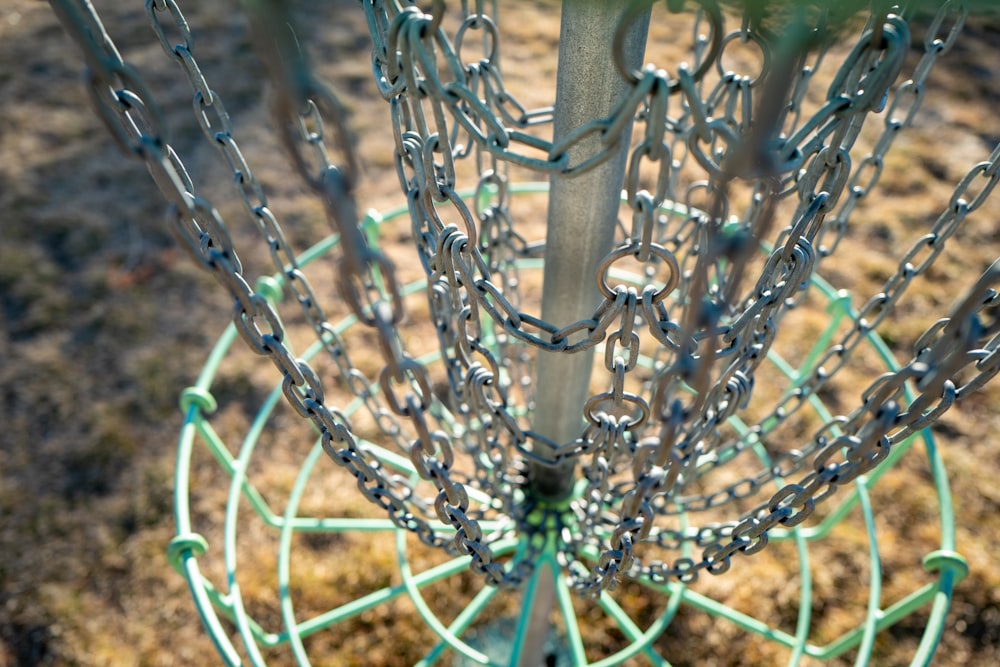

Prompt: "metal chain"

[656,1,973,495]
[50,0,521,580]
[565,1,995,589]
[52,0,1000,593]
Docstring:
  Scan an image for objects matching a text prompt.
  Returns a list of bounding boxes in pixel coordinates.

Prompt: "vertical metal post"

[529,0,651,502]
[516,3,649,666]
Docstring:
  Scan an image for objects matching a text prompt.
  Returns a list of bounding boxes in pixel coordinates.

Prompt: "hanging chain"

[51,0,1000,592]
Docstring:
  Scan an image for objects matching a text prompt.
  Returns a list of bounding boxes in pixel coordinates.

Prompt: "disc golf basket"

[52,0,1000,665]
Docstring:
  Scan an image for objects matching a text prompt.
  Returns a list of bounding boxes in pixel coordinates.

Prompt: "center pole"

[529,0,651,502]
[515,3,649,666]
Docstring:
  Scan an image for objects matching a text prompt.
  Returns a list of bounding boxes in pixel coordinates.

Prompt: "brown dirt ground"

[2,1,1000,666]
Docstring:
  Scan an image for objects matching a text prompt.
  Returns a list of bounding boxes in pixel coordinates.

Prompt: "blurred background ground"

[2,1,1000,666]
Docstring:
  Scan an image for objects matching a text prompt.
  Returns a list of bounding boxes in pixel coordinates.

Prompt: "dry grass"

[2,1,1000,666]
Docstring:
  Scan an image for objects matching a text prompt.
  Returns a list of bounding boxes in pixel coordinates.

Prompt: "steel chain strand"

[665,235,818,476]
[145,0,418,456]
[431,217,532,472]
[50,0,171,157]
[603,12,792,539]
[580,1,976,584]
[244,0,359,190]
[628,263,1000,584]
[51,0,479,555]
[388,85,541,581]
[819,2,967,256]
[365,0,716,180]
[651,5,977,498]
[243,0,525,572]
[322,176,528,585]
[600,31,769,536]
[213,147,445,539]
[696,130,992,492]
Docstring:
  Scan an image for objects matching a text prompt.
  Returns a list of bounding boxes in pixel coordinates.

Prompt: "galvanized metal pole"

[517,4,649,666]
[529,0,651,502]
